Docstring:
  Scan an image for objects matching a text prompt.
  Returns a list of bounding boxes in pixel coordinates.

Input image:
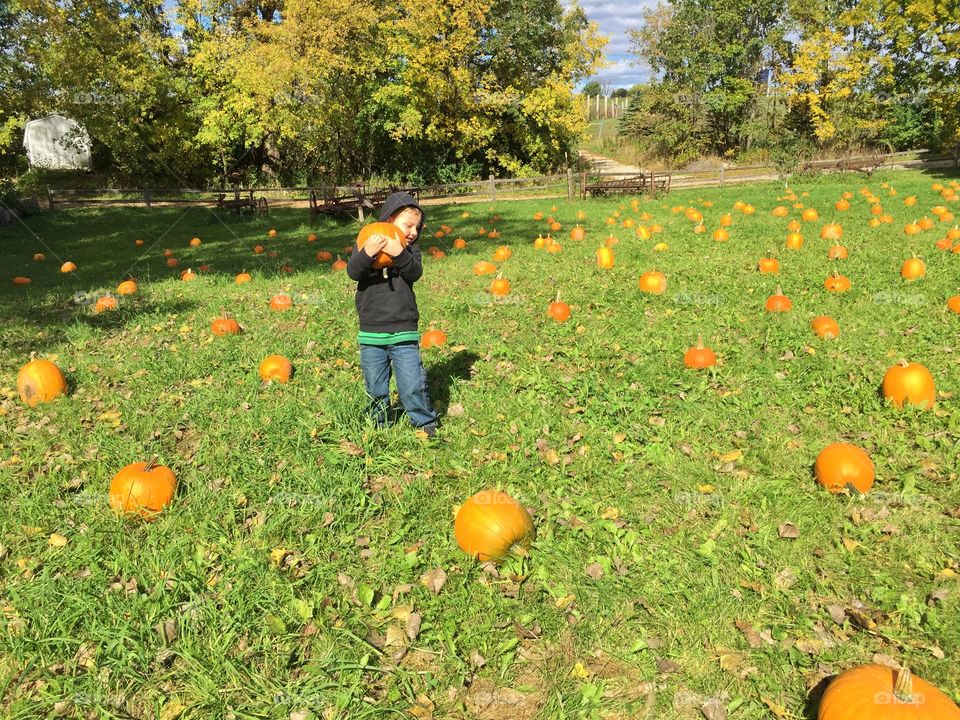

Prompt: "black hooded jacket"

[346,192,425,334]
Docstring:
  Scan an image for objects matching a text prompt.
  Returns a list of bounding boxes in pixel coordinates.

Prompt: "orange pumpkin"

[94,295,118,313]
[109,458,177,518]
[758,255,779,274]
[820,223,843,241]
[719,213,732,227]
[211,311,240,336]
[453,238,467,249]
[900,257,925,280]
[824,272,851,293]
[596,246,614,269]
[771,206,789,218]
[684,335,716,369]
[421,327,448,349]
[493,246,512,262]
[356,222,407,269]
[882,361,935,410]
[787,219,802,232]
[569,225,586,241]
[547,292,571,322]
[259,355,293,383]
[818,665,960,720]
[12,276,31,285]
[180,268,196,282]
[765,286,792,312]
[117,279,137,295]
[801,207,819,222]
[904,222,921,236]
[490,276,510,297]
[316,251,333,262]
[165,257,179,268]
[834,199,850,211]
[17,358,68,407]
[811,316,840,339]
[332,255,347,271]
[454,490,535,562]
[473,261,497,276]
[917,216,935,230]
[638,270,666,295]
[33,253,45,261]
[268,228,278,238]
[189,237,201,247]
[713,228,729,242]
[948,295,960,314]
[235,272,252,284]
[828,243,848,260]
[815,443,875,494]
[307,233,318,242]
[60,261,77,273]
[786,232,804,250]
[270,293,292,312]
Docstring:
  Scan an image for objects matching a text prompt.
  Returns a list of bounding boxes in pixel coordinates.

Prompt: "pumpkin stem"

[893,667,914,703]
[555,290,561,303]
[144,456,158,472]
[775,284,784,295]
[696,334,705,349]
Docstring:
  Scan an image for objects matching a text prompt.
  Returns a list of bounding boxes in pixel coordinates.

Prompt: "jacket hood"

[378,192,425,230]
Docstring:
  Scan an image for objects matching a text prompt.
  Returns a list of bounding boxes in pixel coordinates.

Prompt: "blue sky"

[571,0,655,89]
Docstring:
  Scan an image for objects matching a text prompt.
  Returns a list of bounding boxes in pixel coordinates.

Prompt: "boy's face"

[391,207,422,243]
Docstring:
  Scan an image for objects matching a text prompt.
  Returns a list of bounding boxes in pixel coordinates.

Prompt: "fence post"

[144,187,152,208]
[719,165,725,188]
[580,171,587,199]
[47,187,54,210]
[489,174,496,202]
[567,168,574,200]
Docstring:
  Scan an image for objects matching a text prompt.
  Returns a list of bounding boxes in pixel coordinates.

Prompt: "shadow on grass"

[803,674,833,720]
[2,298,200,359]
[427,349,480,418]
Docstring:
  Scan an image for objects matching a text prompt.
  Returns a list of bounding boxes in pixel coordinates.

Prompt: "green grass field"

[1,170,959,719]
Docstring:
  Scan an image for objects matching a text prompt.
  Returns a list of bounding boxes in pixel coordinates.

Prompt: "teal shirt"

[358,330,421,346]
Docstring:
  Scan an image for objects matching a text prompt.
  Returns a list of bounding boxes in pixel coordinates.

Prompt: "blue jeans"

[359,342,437,428]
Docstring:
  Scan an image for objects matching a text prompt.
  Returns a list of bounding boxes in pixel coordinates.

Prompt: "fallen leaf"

[701,697,727,720]
[470,649,487,668]
[657,657,681,674]
[778,523,799,539]
[407,693,434,719]
[714,646,744,673]
[761,697,788,719]
[385,625,407,648]
[338,438,364,457]
[584,562,604,580]
[718,449,743,463]
[406,612,422,642]
[735,620,763,648]
[48,533,68,547]
[447,403,465,417]
[794,637,823,655]
[773,567,797,591]
[420,567,447,594]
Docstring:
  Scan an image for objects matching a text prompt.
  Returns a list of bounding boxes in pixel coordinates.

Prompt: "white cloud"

[565,0,659,88]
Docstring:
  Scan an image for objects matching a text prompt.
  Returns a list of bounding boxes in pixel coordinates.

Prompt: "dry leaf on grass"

[420,567,447,594]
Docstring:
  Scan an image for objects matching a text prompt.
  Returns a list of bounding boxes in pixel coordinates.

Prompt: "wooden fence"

[37,148,959,212]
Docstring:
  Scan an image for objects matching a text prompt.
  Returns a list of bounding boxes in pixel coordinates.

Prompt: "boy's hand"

[363,234,389,258]
[382,235,406,257]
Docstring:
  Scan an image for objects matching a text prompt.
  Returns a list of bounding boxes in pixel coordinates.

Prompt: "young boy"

[347,191,438,437]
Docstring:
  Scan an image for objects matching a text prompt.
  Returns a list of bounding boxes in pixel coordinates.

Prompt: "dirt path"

[577,150,641,175]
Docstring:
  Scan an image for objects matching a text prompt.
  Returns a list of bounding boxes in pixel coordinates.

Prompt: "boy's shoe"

[417,424,437,439]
